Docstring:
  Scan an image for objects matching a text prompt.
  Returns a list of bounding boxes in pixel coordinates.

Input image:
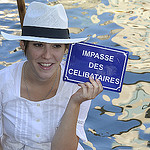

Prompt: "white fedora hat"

[1,1,88,44]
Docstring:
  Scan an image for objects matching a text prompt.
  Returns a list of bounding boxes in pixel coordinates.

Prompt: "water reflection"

[0,0,150,149]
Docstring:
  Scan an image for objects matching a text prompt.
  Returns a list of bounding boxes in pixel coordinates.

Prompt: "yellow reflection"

[97,34,111,40]
[112,82,150,148]
[105,112,115,116]
[91,15,100,24]
[0,60,22,67]
[69,27,85,34]
[112,130,148,149]
[0,0,16,4]
[83,140,96,150]
[9,47,22,54]
[103,94,111,101]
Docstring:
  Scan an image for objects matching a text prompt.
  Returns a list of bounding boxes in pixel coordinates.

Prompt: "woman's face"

[20,41,66,81]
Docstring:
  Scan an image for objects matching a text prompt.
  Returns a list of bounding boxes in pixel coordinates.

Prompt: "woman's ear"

[20,41,25,50]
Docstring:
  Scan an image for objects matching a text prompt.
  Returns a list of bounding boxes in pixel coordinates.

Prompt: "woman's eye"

[33,43,43,47]
[53,44,61,48]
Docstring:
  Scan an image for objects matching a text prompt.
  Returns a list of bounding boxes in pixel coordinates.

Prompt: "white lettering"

[69,69,73,74]
[99,64,103,70]
[115,78,120,84]
[110,77,115,84]
[85,72,90,78]
[100,54,104,60]
[98,75,103,81]
[78,70,82,77]
[88,62,103,70]
[109,56,114,62]
[68,68,120,85]
[74,70,78,76]
[89,62,94,69]
[105,55,109,61]
[90,73,95,79]
[82,50,91,57]
[94,53,100,59]
[82,50,114,62]
[91,52,95,57]
[105,76,110,82]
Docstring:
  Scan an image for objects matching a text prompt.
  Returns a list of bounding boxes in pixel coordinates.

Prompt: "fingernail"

[96,78,99,82]
[89,76,91,79]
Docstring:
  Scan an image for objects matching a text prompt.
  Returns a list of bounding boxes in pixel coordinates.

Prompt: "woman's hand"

[70,77,103,105]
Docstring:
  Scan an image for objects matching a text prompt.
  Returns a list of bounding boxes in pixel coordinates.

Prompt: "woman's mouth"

[39,63,53,70]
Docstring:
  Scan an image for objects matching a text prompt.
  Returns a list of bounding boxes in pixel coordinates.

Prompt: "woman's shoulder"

[0,61,24,72]
[0,61,24,81]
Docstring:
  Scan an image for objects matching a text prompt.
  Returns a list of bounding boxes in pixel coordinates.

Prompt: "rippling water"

[0,0,150,150]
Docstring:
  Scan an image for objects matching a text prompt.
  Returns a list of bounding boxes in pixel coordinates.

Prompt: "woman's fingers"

[89,76,103,98]
[78,77,103,100]
[95,78,103,93]
[78,83,88,99]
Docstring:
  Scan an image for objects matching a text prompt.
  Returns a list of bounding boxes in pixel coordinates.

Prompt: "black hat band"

[22,26,70,39]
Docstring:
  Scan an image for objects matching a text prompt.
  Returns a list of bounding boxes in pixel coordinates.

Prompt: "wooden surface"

[17,0,26,28]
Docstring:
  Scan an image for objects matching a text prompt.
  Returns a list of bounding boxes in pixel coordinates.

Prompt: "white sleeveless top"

[0,61,91,150]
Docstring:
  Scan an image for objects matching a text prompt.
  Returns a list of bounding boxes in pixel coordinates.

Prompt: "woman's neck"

[21,61,61,101]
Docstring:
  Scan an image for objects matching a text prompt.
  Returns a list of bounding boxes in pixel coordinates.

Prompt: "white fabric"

[0,61,91,150]
[23,2,68,29]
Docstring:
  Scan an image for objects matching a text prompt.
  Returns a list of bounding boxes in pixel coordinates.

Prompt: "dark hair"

[22,40,29,55]
[22,40,69,55]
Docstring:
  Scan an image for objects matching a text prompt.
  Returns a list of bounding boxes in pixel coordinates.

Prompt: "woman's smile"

[38,62,54,70]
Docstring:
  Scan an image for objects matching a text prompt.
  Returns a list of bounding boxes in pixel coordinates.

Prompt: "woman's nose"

[42,46,53,59]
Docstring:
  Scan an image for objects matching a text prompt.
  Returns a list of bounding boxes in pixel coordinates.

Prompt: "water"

[0,0,150,149]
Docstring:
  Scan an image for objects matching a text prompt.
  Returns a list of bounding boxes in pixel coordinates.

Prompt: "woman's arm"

[0,142,2,150]
[51,99,80,150]
[51,77,103,150]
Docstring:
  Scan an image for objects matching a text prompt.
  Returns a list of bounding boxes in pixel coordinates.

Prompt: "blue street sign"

[63,42,129,92]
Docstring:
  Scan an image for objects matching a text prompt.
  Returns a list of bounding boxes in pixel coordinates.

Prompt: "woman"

[0,2,103,150]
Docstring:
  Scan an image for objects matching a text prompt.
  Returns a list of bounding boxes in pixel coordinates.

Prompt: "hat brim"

[1,31,88,44]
